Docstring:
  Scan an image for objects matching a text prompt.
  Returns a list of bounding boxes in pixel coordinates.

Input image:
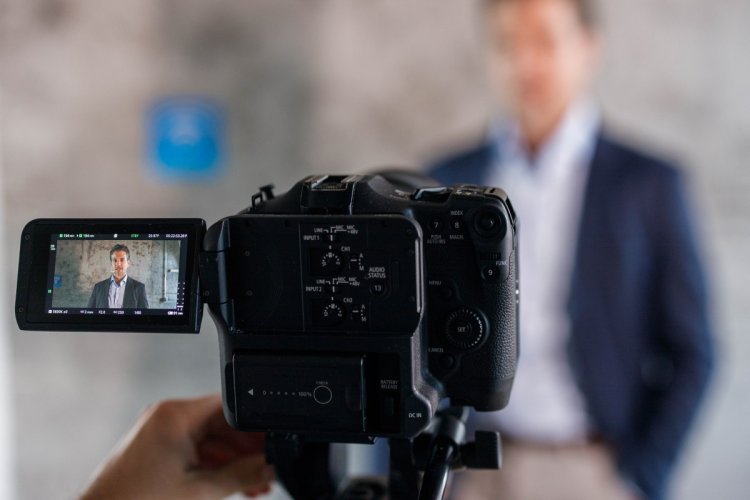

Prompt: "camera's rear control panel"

[300,218,421,334]
[226,215,421,335]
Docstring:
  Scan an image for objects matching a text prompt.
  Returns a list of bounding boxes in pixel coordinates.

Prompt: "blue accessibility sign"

[147,97,225,181]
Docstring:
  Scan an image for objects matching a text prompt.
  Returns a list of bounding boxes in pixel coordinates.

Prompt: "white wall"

[0,101,16,500]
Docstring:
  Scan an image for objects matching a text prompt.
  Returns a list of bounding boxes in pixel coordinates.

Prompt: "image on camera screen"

[45,233,189,317]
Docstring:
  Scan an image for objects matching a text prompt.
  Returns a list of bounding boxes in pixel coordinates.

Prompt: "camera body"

[200,174,518,441]
[15,173,518,443]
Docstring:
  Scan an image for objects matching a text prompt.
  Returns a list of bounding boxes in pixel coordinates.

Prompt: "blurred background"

[0,0,748,498]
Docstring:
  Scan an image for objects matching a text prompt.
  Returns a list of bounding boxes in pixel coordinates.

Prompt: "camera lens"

[473,209,506,238]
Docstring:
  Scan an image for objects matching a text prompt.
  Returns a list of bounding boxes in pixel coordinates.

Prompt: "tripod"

[267,407,502,500]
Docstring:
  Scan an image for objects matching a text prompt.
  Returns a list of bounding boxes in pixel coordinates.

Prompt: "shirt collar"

[111,274,128,287]
[489,97,600,175]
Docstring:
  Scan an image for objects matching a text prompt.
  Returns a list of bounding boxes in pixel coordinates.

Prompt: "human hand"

[80,394,275,499]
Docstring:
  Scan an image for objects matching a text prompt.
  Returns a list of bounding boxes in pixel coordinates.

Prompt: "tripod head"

[268,406,502,500]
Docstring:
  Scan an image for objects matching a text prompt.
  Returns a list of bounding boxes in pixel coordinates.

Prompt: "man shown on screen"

[87,244,149,309]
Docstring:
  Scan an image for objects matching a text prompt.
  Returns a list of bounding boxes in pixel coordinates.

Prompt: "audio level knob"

[445,309,485,350]
[320,251,343,274]
[321,301,345,325]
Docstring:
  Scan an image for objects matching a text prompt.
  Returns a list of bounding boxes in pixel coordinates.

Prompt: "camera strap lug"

[251,184,276,209]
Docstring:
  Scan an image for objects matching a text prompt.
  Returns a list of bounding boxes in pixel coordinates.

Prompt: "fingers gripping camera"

[200,175,519,442]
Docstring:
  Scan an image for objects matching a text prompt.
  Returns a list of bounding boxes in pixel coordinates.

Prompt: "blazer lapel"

[98,281,108,308]
[123,279,134,308]
[566,133,627,385]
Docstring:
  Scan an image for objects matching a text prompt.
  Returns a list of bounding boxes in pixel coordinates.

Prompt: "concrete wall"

[52,240,181,309]
[1,1,748,499]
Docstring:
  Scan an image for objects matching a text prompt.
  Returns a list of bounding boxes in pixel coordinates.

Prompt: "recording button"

[313,385,333,405]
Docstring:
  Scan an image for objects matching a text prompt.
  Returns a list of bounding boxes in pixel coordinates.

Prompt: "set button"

[445,308,485,350]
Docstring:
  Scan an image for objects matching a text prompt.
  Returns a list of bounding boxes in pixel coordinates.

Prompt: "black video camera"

[16,173,518,446]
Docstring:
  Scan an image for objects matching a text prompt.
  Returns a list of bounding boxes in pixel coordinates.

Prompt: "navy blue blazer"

[87,277,149,309]
[428,133,715,500]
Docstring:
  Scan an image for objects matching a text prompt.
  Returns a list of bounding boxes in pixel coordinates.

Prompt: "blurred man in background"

[428,0,715,498]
